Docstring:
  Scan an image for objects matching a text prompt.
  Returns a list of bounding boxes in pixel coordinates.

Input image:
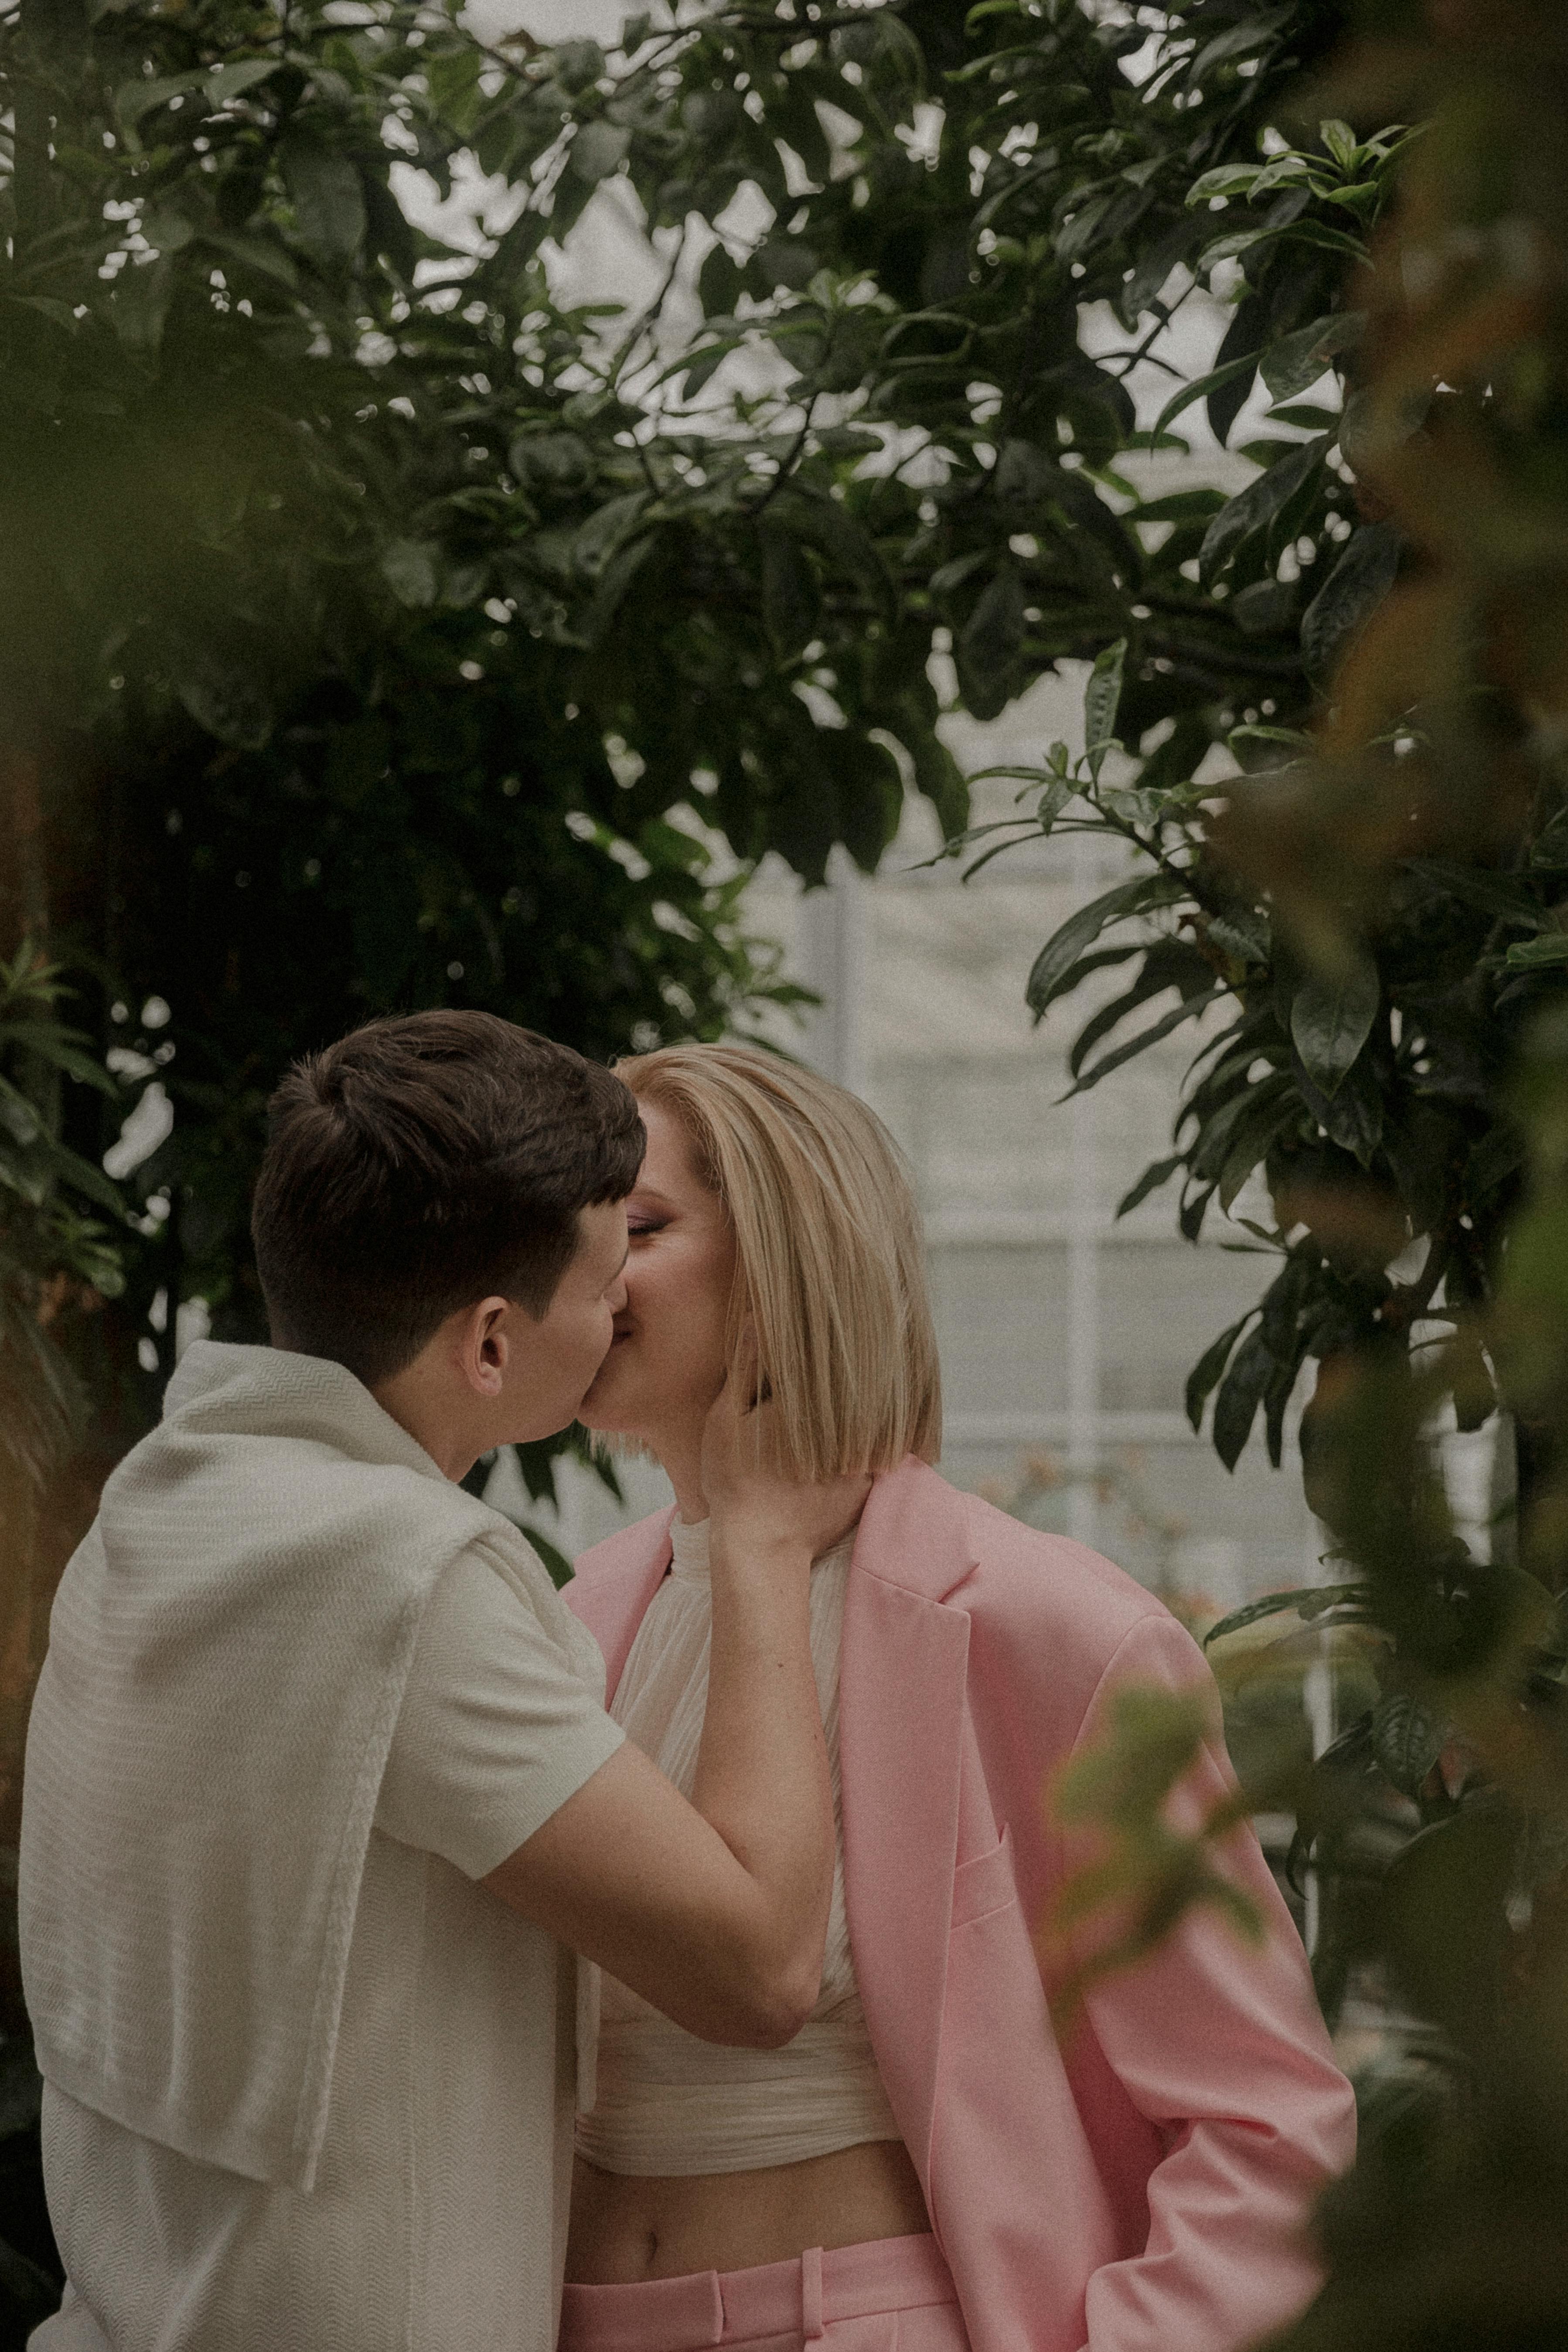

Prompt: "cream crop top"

[574,1517,903,2177]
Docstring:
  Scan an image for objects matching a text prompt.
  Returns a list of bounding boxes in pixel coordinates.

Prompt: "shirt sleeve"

[375,1539,625,1880]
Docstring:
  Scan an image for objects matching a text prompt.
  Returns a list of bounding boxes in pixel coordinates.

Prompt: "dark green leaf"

[280,135,366,262]
[1504,934,1568,972]
[522,1524,575,1589]
[1083,637,1125,777]
[572,491,651,577]
[1117,1153,1186,1219]
[1230,577,1298,637]
[1062,985,1220,1100]
[1301,522,1401,682]
[1189,1070,1293,1183]
[1219,1090,1303,1210]
[961,564,1026,669]
[15,1030,120,1096]
[820,732,904,874]
[139,202,194,254]
[1198,437,1328,584]
[1406,859,1545,925]
[425,46,487,132]
[1068,940,1214,1078]
[759,522,820,661]
[1179,1181,1219,1244]
[570,120,632,183]
[1151,351,1261,442]
[116,70,205,127]
[1186,1313,1251,1433]
[1530,809,1568,869]
[754,234,820,292]
[1290,955,1380,1096]
[1259,311,1364,402]
[509,432,595,491]
[206,58,281,106]
[578,532,654,645]
[1212,1324,1275,1471]
[1371,1691,1443,1797]
[381,540,442,607]
[698,242,744,318]
[204,231,299,291]
[1321,1059,1385,1164]
[903,726,969,839]
[1025,941,1148,1020]
[1466,1125,1525,1201]
[1204,1582,1368,1648]
[1130,488,1229,526]
[1025,871,1193,1019]
[168,647,273,750]
[1266,402,1342,432]
[554,39,606,92]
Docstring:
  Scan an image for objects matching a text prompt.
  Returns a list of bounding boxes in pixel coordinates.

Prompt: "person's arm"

[1055,1614,1357,2351]
[483,1366,867,2048]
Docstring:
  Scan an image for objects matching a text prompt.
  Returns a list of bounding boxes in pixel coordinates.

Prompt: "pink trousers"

[558,2233,970,2352]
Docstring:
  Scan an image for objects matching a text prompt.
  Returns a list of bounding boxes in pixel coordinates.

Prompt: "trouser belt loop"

[801,2246,825,2342]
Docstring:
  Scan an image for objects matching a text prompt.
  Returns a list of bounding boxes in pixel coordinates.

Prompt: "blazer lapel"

[566,1507,675,1702]
[839,1462,977,2183]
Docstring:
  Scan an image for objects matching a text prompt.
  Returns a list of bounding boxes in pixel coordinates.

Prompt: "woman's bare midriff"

[566,2139,932,2284]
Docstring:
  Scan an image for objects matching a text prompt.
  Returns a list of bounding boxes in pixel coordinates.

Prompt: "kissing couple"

[21,1010,1353,2352]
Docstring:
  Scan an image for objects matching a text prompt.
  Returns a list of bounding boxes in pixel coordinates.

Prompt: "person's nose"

[607,1270,629,1314]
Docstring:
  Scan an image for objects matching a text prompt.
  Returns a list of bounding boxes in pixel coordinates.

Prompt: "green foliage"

[1046,1684,1263,2032]
[940,622,1549,1481]
[542,0,1360,743]
[0,945,128,1479]
[1046,5,1568,2341]
[1,0,921,1454]
[0,0,1426,1483]
[499,0,1455,1490]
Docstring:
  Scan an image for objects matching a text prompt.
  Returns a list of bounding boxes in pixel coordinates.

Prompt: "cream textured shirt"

[576,1517,902,2176]
[22,1345,624,2352]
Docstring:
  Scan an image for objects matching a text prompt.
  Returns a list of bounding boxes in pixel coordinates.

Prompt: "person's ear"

[459,1296,511,1398]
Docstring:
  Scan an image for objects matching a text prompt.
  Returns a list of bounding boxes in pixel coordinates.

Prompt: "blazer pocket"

[949,1824,1016,1929]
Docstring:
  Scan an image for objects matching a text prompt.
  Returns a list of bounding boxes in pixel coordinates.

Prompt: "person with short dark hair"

[20,1010,857,2352]
[251,1009,646,1386]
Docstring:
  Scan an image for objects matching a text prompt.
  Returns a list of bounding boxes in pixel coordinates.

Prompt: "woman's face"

[577,1096,737,1452]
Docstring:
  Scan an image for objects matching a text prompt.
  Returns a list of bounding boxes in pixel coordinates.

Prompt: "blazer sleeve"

[1059,1612,1356,2352]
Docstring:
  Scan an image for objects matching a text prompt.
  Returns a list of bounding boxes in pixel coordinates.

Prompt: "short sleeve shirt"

[377,1534,625,1873]
[39,1536,624,2352]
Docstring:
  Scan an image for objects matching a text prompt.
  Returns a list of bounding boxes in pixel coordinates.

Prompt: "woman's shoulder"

[865,1459,1205,1717]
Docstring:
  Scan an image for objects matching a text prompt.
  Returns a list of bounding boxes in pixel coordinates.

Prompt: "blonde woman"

[563,1042,1354,2352]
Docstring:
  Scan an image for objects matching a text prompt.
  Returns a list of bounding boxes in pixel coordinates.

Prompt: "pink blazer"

[568,1458,1356,2352]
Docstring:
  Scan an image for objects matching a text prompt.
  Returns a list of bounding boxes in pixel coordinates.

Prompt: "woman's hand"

[700,1336,872,1570]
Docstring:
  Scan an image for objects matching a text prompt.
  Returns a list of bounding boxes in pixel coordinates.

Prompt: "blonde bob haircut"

[614,1041,941,1483]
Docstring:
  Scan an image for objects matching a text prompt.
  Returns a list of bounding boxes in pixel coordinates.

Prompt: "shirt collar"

[162,1340,450,1485]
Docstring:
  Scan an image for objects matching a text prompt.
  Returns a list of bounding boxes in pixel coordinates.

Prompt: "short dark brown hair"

[252,1011,644,1387]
